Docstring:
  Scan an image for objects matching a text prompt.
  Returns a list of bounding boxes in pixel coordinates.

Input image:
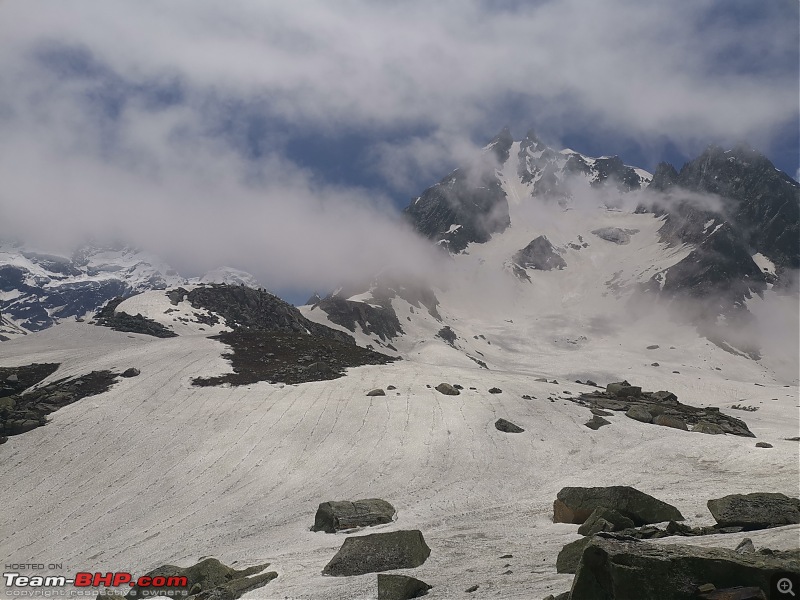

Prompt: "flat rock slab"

[377,573,431,599]
[322,530,431,576]
[554,485,684,525]
[707,493,800,530]
[569,536,800,600]
[312,499,396,533]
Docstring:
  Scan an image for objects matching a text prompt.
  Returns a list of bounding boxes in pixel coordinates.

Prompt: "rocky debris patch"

[93,297,178,338]
[707,493,800,530]
[488,387,502,394]
[177,285,354,344]
[322,529,431,576]
[568,535,800,600]
[553,486,684,525]
[311,295,404,342]
[436,326,457,345]
[435,383,460,395]
[367,388,386,397]
[312,499,397,533]
[495,418,525,433]
[572,381,755,437]
[1,368,118,440]
[100,557,276,600]
[591,227,638,245]
[512,235,567,276]
[192,330,397,387]
[377,573,431,599]
[584,415,611,430]
[0,363,59,397]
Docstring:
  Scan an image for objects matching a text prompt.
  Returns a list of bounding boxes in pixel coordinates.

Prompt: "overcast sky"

[0,1,797,299]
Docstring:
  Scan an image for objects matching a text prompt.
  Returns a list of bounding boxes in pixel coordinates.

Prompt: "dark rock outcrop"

[584,415,611,430]
[513,236,566,273]
[573,384,755,438]
[94,297,177,338]
[569,535,800,600]
[312,296,403,341]
[1,366,118,440]
[553,486,684,525]
[312,499,397,533]
[404,129,512,253]
[377,573,431,599]
[322,530,431,576]
[707,493,800,530]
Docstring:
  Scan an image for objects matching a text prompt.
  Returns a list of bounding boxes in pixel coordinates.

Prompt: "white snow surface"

[0,287,798,599]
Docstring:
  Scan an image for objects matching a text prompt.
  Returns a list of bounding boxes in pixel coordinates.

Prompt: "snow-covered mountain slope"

[0,243,260,339]
[0,315,797,599]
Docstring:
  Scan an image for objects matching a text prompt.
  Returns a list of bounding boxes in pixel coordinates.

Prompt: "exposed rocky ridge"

[0,365,120,440]
[650,144,799,270]
[94,297,178,338]
[310,296,403,342]
[403,131,512,253]
[517,130,647,200]
[176,285,353,344]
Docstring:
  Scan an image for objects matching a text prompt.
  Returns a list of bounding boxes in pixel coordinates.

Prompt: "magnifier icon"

[778,577,796,596]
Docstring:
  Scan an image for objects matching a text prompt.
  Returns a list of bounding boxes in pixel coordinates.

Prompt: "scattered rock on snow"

[755,441,773,448]
[120,368,140,378]
[495,418,525,433]
[435,383,460,395]
[488,387,503,394]
[367,388,386,396]
[312,499,397,533]
[584,415,611,430]
[322,530,431,576]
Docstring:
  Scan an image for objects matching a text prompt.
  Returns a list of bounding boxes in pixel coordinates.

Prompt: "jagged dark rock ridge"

[513,235,566,275]
[404,128,513,253]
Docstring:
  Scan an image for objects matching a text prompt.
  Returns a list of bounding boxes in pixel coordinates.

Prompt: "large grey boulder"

[553,486,683,525]
[569,536,800,600]
[377,573,431,599]
[435,383,460,395]
[606,381,642,397]
[322,530,431,576]
[312,499,396,533]
[626,405,653,423]
[707,493,800,530]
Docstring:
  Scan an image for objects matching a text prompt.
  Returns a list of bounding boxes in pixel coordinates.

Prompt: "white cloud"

[0,0,796,289]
